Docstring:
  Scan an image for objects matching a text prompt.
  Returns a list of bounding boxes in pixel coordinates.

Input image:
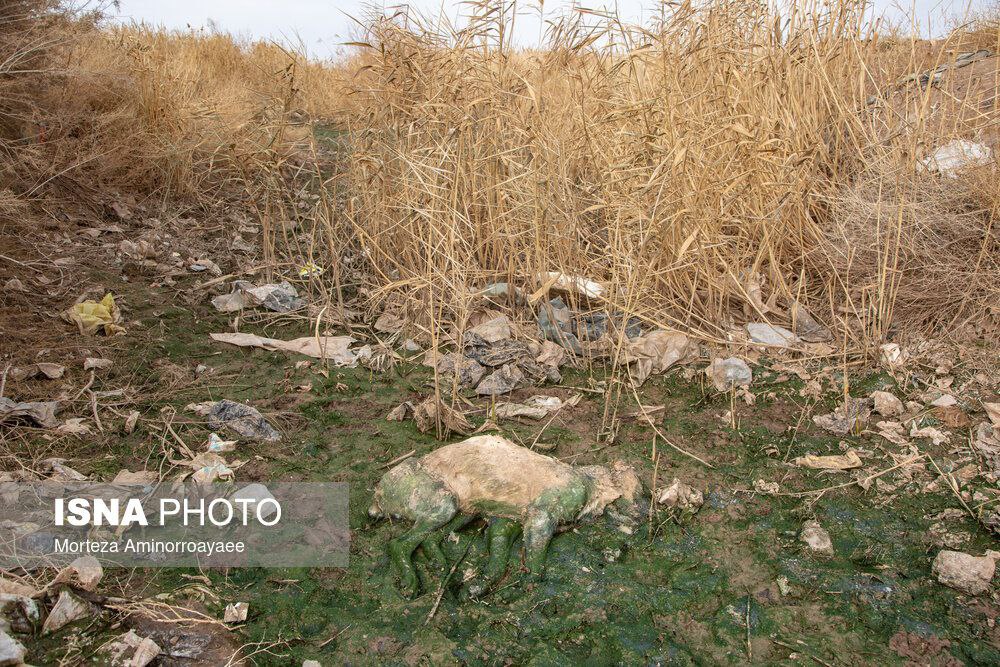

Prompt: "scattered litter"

[101,630,161,667]
[932,550,998,595]
[386,402,414,421]
[211,281,304,313]
[656,479,704,511]
[9,363,65,381]
[984,402,1000,428]
[538,272,605,299]
[625,330,696,385]
[84,357,113,371]
[876,421,910,447]
[799,520,834,556]
[63,293,124,335]
[776,576,792,596]
[224,602,249,624]
[428,352,486,389]
[880,343,903,367]
[210,332,358,365]
[373,311,405,334]
[56,418,91,436]
[188,257,222,276]
[208,400,280,442]
[185,401,216,417]
[0,398,60,428]
[206,432,237,452]
[794,449,862,470]
[53,555,103,591]
[707,357,752,391]
[176,452,240,485]
[754,479,779,494]
[921,139,993,178]
[0,630,25,666]
[413,397,472,437]
[476,363,525,395]
[495,395,571,420]
[871,391,904,417]
[42,590,90,634]
[790,302,832,342]
[401,339,421,353]
[930,394,957,408]
[909,424,950,446]
[231,484,278,521]
[298,262,324,277]
[39,458,87,481]
[813,398,872,435]
[746,322,800,348]
[118,239,156,260]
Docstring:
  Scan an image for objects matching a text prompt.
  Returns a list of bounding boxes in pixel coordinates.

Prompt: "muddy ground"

[2,244,997,667]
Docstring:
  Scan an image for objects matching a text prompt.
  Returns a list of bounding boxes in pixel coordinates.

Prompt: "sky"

[108,0,987,60]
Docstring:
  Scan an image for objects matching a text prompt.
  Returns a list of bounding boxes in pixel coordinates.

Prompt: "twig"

[0,364,9,400]
[628,383,713,468]
[772,454,924,498]
[425,541,472,625]
[380,449,416,469]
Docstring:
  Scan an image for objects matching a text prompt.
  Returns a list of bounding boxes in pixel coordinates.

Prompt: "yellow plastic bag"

[63,293,125,335]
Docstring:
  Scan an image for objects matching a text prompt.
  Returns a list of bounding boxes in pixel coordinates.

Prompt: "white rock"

[303,661,322,667]
[799,520,833,556]
[42,590,90,634]
[0,630,26,666]
[932,550,996,595]
[656,479,704,511]
[746,323,800,347]
[871,391,904,417]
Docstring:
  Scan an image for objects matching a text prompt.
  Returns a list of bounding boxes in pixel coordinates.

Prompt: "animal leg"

[463,517,521,599]
[389,501,457,598]
[522,509,557,581]
[420,513,474,573]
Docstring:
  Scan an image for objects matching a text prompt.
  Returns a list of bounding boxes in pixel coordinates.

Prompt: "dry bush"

[1,6,345,213]
[289,0,999,351]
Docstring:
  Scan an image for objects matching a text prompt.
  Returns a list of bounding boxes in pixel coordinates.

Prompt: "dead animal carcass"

[369,435,645,598]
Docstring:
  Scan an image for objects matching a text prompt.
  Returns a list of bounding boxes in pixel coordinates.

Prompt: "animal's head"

[578,461,647,524]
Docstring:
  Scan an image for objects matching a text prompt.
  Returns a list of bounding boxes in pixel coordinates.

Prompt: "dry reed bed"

[320,1,1000,354]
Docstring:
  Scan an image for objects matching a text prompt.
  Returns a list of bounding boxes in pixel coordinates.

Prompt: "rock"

[84,357,113,371]
[101,630,161,667]
[746,323,800,347]
[932,550,996,595]
[223,602,249,623]
[656,479,704,511]
[0,630,26,666]
[476,364,525,396]
[302,660,322,667]
[9,363,65,381]
[53,555,103,591]
[467,315,511,343]
[707,357,752,391]
[0,592,40,634]
[207,400,281,442]
[799,520,834,556]
[871,391,904,417]
[42,589,91,634]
